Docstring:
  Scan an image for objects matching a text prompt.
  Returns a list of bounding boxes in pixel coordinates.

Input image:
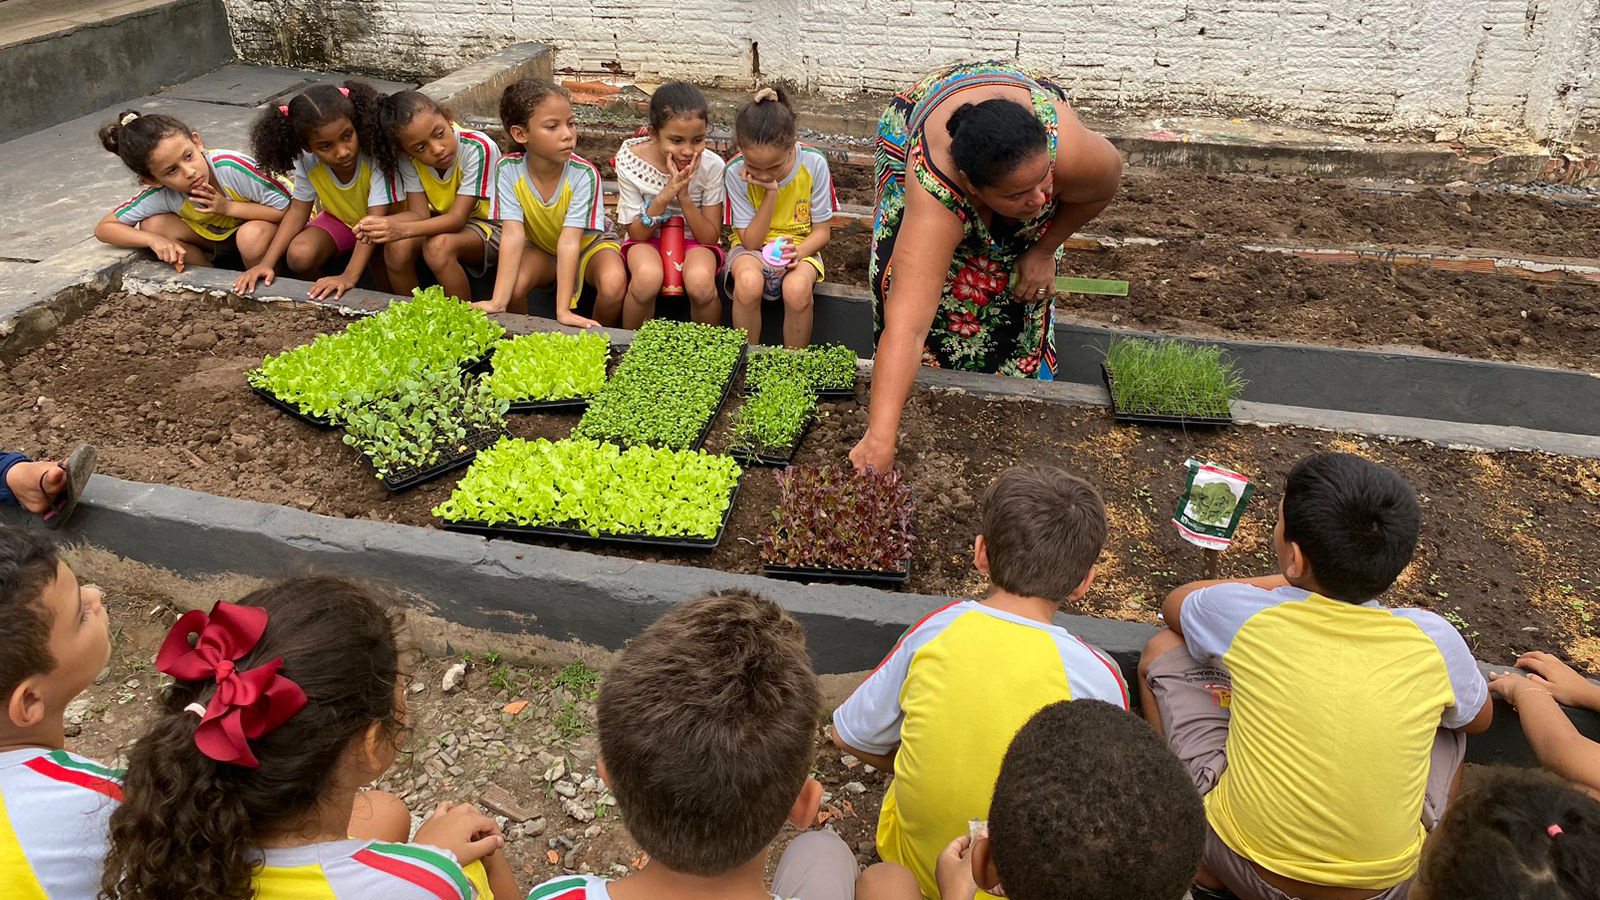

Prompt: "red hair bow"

[155,601,307,769]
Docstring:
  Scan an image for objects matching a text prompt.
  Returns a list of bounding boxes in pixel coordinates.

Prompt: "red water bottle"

[660,216,686,297]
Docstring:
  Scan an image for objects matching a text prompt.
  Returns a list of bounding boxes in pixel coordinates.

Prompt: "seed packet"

[1173,459,1254,551]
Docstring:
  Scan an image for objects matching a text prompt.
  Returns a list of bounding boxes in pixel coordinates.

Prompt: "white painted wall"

[223,0,1600,140]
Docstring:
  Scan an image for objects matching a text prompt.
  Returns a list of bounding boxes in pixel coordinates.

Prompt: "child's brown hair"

[597,589,819,876]
[980,465,1107,603]
[0,527,61,699]
[498,77,568,147]
[97,111,193,180]
[101,576,405,900]
[733,86,796,148]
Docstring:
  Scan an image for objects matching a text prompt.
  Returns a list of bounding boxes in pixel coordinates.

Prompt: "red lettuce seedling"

[761,465,915,573]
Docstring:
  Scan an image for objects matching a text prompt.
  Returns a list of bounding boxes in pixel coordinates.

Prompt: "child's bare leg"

[140,214,213,268]
[423,230,486,304]
[684,247,720,325]
[285,228,338,277]
[348,790,410,842]
[855,862,920,900]
[235,220,278,268]
[729,254,766,345]
[384,236,424,295]
[510,244,555,316]
[622,243,663,330]
[585,249,628,327]
[1137,629,1187,736]
[780,262,819,348]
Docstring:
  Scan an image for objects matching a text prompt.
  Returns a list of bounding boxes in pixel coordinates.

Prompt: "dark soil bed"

[6,292,1599,670]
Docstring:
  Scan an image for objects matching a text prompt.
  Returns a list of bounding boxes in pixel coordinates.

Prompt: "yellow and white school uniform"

[251,839,492,900]
[290,151,398,226]
[723,144,838,277]
[0,748,121,900]
[112,149,290,242]
[397,126,500,242]
[491,153,620,309]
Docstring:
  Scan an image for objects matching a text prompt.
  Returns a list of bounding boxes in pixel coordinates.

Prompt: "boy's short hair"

[980,466,1107,603]
[0,528,62,698]
[1282,453,1420,602]
[1418,767,1600,900]
[597,590,820,876]
[989,700,1204,900]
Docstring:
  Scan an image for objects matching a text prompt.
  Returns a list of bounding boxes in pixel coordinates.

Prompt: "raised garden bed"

[7,291,1600,668]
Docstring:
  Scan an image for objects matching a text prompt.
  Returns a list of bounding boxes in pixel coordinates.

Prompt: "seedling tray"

[689,351,746,451]
[441,481,740,550]
[740,379,856,402]
[372,426,508,492]
[507,397,592,414]
[251,385,338,429]
[730,415,814,467]
[1101,364,1233,427]
[763,559,912,586]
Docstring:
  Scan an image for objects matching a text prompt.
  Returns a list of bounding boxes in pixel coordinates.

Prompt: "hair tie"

[119,111,140,126]
[753,88,778,103]
[1549,824,1565,838]
[278,105,290,116]
[155,601,307,769]
[338,86,350,98]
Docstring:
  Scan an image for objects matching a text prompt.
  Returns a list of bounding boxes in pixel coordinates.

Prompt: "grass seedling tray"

[373,426,507,492]
[741,380,856,401]
[251,384,338,429]
[441,480,740,550]
[763,559,911,586]
[1101,364,1233,427]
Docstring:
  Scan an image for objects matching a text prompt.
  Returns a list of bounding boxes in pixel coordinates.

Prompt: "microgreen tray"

[373,425,508,492]
[730,415,813,467]
[441,480,740,550]
[741,381,856,401]
[251,384,338,429]
[762,559,912,586]
[690,352,746,451]
[1101,364,1233,427]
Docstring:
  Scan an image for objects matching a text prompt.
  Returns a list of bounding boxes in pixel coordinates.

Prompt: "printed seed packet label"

[1173,459,1254,551]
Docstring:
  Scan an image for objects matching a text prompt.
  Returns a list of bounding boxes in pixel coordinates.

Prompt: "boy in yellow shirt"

[832,466,1128,900]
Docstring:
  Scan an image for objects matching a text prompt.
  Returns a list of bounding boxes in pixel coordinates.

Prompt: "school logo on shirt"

[795,202,811,224]
[1206,682,1232,709]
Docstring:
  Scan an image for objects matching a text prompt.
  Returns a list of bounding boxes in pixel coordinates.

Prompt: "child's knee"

[781,276,814,312]
[596,263,628,298]
[731,268,763,303]
[348,789,411,842]
[420,234,456,269]
[284,238,322,274]
[386,238,421,266]
[854,862,920,900]
[1139,628,1186,673]
[684,265,717,300]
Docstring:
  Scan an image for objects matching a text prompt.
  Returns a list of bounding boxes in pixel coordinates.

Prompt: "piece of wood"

[1202,548,1221,581]
[480,783,537,823]
[1054,276,1130,296]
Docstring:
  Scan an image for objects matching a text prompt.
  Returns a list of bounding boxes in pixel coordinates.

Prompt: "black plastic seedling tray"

[441,481,740,550]
[1101,365,1233,427]
[507,397,592,414]
[741,380,856,401]
[730,415,813,467]
[371,426,507,492]
[763,560,912,586]
[251,385,338,429]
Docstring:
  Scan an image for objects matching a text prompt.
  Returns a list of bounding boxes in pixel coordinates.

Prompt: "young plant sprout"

[1103,337,1246,421]
[746,343,858,394]
[341,367,508,482]
[574,319,745,450]
[487,331,610,403]
[761,465,915,574]
[730,376,816,459]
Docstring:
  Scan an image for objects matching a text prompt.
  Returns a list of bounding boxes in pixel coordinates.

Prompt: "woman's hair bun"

[945,103,978,139]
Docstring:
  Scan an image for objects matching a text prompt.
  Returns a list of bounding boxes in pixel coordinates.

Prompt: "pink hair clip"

[1549,824,1565,838]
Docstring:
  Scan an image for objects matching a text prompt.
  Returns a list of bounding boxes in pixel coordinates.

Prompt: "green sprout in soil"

[341,368,507,479]
[746,343,858,394]
[1103,338,1246,419]
[553,699,587,740]
[552,660,600,700]
[731,376,817,457]
[487,331,609,403]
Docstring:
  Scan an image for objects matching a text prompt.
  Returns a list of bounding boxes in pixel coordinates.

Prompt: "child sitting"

[365,90,502,301]
[1138,452,1493,900]
[0,527,119,900]
[100,577,517,900]
[1414,767,1598,900]
[855,699,1206,900]
[617,82,727,329]
[723,87,837,347]
[524,589,858,900]
[832,465,1129,900]
[95,111,290,272]
[1488,651,1600,795]
[478,78,627,327]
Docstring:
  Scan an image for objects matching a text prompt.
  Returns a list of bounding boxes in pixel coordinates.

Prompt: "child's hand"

[934,834,982,900]
[308,273,357,301]
[188,183,233,217]
[471,299,507,314]
[356,215,404,245]
[740,167,780,192]
[776,242,799,269]
[234,264,274,295]
[150,237,187,272]
[555,306,601,329]
[1502,651,1600,708]
[664,154,697,197]
[413,801,506,865]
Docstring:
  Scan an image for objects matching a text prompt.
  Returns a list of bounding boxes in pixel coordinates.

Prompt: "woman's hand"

[188,183,233,217]
[234,263,274,295]
[1497,652,1600,708]
[412,801,506,865]
[308,273,357,300]
[850,429,895,474]
[1012,247,1055,303]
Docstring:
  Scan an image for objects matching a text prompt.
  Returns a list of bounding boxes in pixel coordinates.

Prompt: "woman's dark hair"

[498,77,568,150]
[944,99,1048,189]
[649,82,710,130]
[100,577,405,900]
[97,111,192,179]
[1418,767,1600,900]
[375,89,449,183]
[734,86,795,148]
[249,80,385,177]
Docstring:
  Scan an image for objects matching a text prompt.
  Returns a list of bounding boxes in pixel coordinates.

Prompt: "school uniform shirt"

[613,137,726,223]
[112,149,290,242]
[0,747,123,900]
[1181,584,1488,890]
[251,839,493,900]
[397,126,500,240]
[492,153,618,308]
[526,874,796,900]
[290,151,399,227]
[723,144,837,245]
[832,600,1129,900]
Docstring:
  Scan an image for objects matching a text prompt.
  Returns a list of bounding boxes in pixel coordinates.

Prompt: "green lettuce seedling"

[746,344,857,394]
[433,437,742,539]
[487,331,609,402]
[342,367,508,479]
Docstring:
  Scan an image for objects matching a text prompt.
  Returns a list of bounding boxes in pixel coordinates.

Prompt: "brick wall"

[221,0,1600,139]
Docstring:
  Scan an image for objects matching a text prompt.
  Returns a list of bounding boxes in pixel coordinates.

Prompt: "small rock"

[554,781,578,799]
[442,662,467,693]
[584,825,601,839]
[410,681,426,694]
[840,754,860,768]
[843,781,867,795]
[562,799,594,823]
[65,697,94,726]
[180,331,218,350]
[525,816,547,837]
[64,723,82,738]
[543,758,566,782]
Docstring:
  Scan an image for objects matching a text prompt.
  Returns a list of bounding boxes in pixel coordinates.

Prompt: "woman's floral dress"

[870,61,1067,378]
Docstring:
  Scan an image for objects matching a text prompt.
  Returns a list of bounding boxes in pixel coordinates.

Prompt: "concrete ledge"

[420,43,553,121]
[0,244,140,363]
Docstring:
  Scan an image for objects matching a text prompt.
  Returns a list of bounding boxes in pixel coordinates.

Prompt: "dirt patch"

[62,550,886,889]
[6,292,1599,667]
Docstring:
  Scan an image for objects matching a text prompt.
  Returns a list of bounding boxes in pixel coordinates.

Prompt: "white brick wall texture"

[222,0,1600,139]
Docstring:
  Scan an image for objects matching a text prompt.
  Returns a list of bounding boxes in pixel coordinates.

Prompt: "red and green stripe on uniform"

[354,842,475,900]
[23,750,123,801]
